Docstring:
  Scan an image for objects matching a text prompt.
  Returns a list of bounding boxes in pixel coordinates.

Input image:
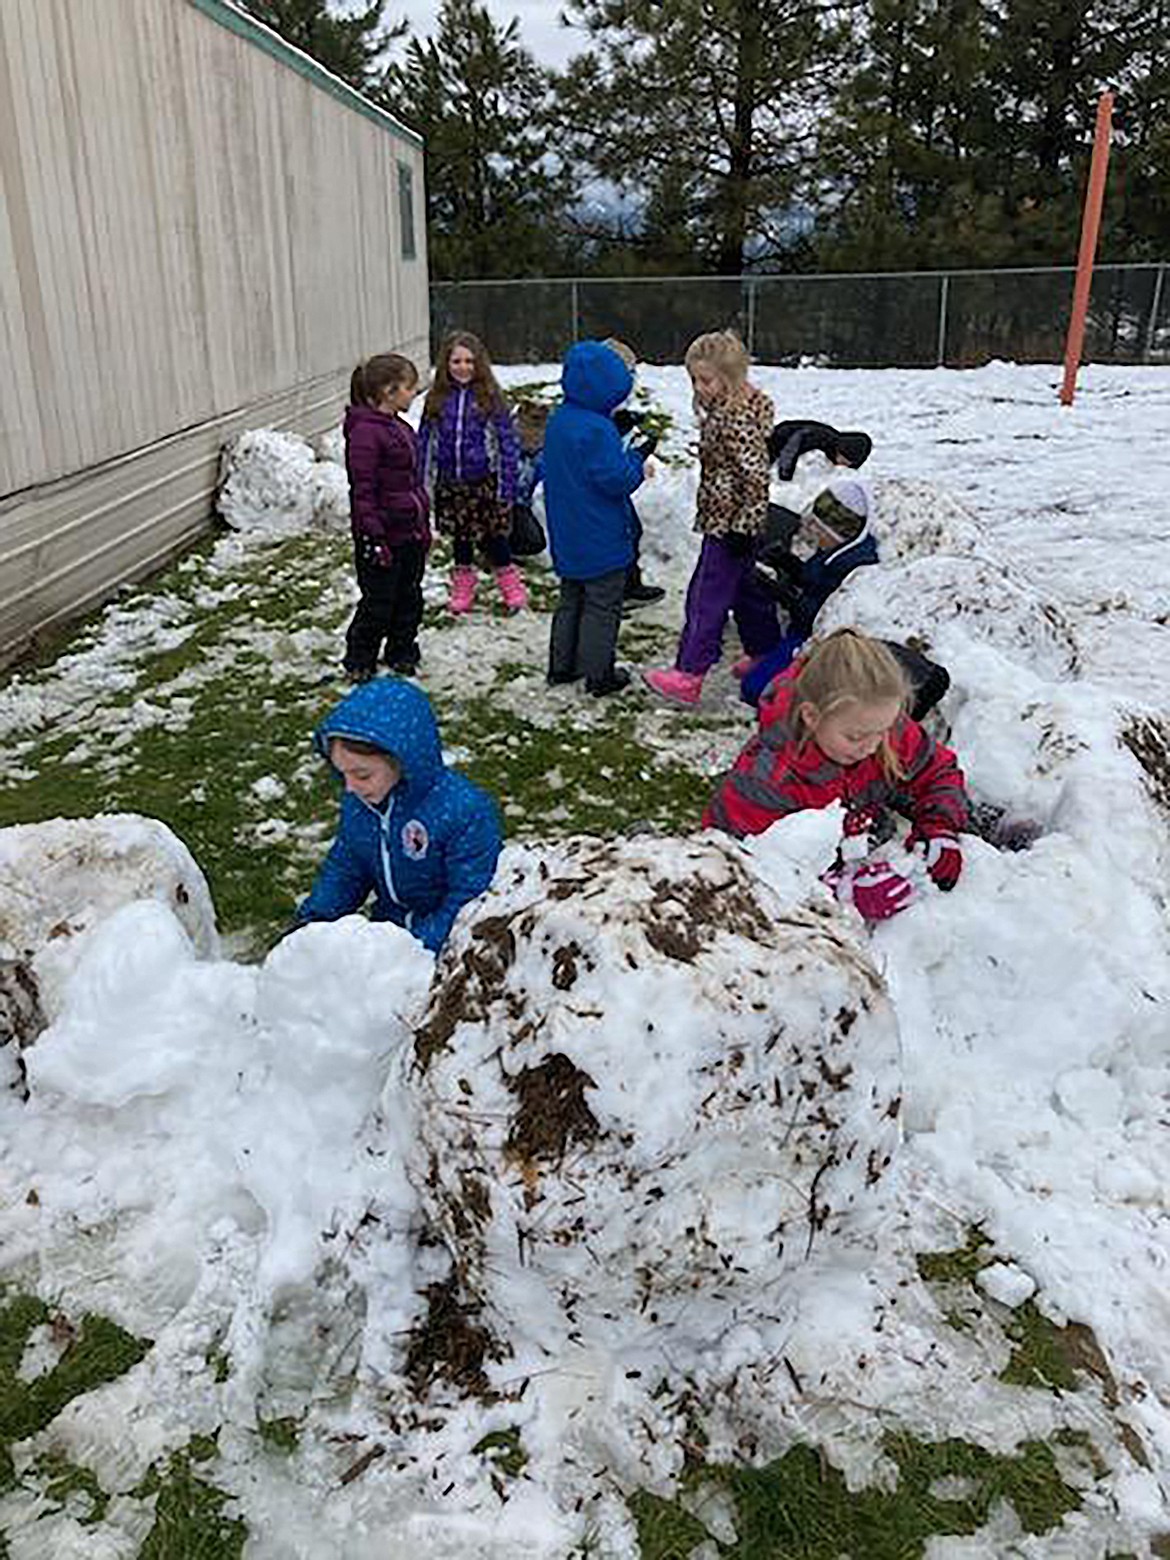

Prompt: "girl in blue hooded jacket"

[295,679,502,953]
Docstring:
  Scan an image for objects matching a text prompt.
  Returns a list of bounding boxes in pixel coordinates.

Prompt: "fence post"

[1144,263,1166,363]
[936,274,950,367]
[570,278,580,344]
[746,275,757,357]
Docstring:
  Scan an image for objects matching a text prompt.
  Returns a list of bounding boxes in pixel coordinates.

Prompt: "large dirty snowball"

[0,815,217,1082]
[869,478,982,562]
[817,552,1079,677]
[217,429,317,533]
[407,835,902,1370]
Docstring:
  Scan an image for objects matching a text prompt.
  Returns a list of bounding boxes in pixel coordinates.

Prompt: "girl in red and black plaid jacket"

[703,629,968,921]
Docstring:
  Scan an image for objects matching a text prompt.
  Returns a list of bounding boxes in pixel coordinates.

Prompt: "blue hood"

[561,341,634,415]
[314,678,443,803]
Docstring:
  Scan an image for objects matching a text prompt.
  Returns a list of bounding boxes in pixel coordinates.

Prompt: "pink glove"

[911,832,963,891]
[847,860,915,921]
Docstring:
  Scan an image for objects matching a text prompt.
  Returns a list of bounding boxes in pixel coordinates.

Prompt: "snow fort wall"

[405,835,902,1373]
[0,815,217,1096]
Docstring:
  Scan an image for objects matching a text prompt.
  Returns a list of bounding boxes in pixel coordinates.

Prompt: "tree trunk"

[715,0,764,275]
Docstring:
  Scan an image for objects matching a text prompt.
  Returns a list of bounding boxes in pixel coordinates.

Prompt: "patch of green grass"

[28,1449,109,1525]
[256,1414,301,1454]
[0,1293,151,1493]
[999,1301,1080,1392]
[472,1426,528,1480]
[133,1440,246,1560]
[450,698,709,837]
[206,1347,231,1385]
[630,1432,1083,1558]
[915,1227,993,1285]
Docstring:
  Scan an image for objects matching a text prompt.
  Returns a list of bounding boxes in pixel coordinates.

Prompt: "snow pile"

[315,426,345,467]
[0,815,217,1065]
[868,477,983,561]
[407,832,901,1369]
[2,906,431,1404]
[217,429,349,535]
[310,457,351,528]
[818,551,1081,677]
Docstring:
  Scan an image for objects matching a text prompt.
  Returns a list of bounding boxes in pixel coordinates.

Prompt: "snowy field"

[1,361,1169,1557]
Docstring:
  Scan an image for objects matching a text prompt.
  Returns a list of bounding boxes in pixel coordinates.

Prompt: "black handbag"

[509,502,547,558]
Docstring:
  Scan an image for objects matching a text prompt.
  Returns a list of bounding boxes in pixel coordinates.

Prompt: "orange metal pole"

[1060,90,1114,406]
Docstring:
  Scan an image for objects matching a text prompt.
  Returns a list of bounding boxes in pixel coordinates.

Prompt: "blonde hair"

[603,337,637,369]
[792,630,910,777]
[684,329,750,388]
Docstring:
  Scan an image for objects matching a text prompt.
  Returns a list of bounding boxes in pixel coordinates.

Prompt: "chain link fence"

[431,263,1169,368]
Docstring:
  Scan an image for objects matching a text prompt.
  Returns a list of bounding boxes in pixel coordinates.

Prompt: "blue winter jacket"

[740,533,880,707]
[542,342,646,580]
[296,679,502,953]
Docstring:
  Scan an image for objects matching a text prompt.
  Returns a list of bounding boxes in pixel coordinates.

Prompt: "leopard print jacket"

[693,382,774,539]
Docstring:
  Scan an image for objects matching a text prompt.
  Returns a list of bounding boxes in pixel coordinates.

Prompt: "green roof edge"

[185,0,423,149]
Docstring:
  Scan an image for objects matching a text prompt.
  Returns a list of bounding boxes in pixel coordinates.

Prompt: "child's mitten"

[822,859,914,920]
[847,861,915,920]
[910,831,963,891]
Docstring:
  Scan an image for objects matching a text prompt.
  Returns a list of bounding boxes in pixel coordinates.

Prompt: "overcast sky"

[384,1,588,69]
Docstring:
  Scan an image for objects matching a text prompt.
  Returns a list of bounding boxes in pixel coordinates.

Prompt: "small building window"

[398,162,417,261]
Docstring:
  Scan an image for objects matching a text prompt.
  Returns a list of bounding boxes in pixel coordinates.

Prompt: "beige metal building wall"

[0,0,428,665]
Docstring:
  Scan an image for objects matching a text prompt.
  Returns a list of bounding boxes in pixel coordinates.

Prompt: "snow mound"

[315,426,345,466]
[310,458,350,528]
[0,815,217,1062]
[869,478,983,561]
[817,552,1080,677]
[217,430,317,532]
[217,430,349,535]
[406,834,902,1375]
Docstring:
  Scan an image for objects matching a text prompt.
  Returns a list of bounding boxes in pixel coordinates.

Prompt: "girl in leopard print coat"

[643,331,779,706]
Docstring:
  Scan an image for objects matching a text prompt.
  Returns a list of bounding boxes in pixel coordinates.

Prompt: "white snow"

[2,361,1170,1556]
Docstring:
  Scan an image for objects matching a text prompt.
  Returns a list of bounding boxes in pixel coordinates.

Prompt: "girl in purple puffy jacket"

[418,331,525,615]
[343,354,430,682]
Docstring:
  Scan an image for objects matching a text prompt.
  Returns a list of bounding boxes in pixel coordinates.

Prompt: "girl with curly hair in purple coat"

[418,331,525,615]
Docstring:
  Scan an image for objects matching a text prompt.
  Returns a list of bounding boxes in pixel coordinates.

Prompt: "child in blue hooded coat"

[543,341,652,696]
[295,679,501,953]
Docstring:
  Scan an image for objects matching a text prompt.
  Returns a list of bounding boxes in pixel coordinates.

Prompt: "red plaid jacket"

[703,670,968,840]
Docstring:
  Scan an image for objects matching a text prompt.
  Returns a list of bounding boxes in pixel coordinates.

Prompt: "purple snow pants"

[675,535,780,676]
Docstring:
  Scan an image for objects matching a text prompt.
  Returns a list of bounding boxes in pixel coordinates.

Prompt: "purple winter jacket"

[417,387,519,504]
[344,404,431,547]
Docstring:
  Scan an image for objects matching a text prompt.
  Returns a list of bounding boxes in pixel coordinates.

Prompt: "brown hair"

[350,353,418,408]
[513,399,550,453]
[330,735,394,761]
[423,331,506,421]
[792,629,910,777]
[684,329,750,388]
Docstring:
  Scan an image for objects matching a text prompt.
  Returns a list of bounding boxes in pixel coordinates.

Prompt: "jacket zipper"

[454,389,466,481]
[378,793,402,906]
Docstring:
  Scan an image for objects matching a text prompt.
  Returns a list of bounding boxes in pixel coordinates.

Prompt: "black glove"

[753,562,802,612]
[722,531,755,558]
[632,432,659,460]
[757,542,803,582]
[613,408,646,437]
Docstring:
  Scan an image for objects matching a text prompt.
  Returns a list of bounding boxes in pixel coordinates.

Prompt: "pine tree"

[384,0,572,278]
[554,0,846,274]
[238,0,403,93]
